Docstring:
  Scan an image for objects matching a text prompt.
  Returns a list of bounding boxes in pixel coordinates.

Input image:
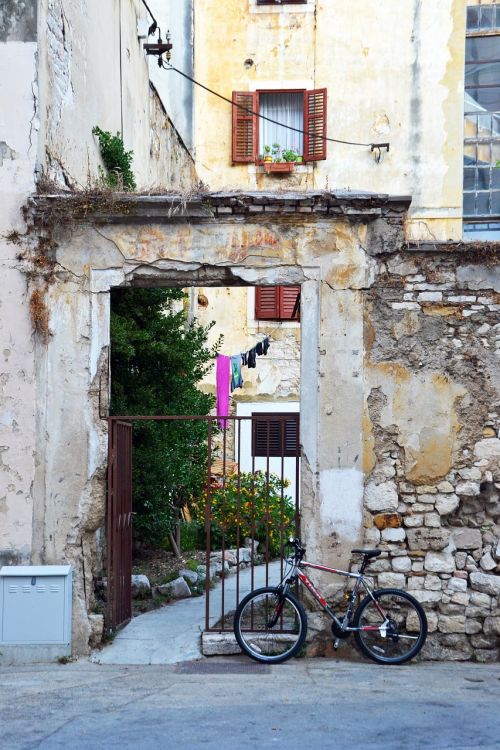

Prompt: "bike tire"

[234,586,307,664]
[353,588,427,665]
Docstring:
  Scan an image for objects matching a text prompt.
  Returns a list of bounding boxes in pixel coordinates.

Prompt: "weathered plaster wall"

[194,0,466,241]
[37,0,196,190]
[29,191,406,653]
[194,286,301,404]
[0,3,38,566]
[361,249,500,661]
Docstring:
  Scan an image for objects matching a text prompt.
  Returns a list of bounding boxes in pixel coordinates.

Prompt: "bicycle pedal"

[333,638,341,650]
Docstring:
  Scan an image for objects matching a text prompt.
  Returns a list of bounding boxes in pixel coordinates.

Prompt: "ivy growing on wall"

[92,126,136,190]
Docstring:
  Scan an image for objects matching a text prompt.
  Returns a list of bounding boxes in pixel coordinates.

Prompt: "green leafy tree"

[110,288,221,546]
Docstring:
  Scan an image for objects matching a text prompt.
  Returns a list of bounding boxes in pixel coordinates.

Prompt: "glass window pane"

[463,167,476,190]
[477,142,491,165]
[492,113,500,135]
[259,92,304,155]
[466,36,500,63]
[463,193,475,216]
[496,6,500,28]
[490,190,500,212]
[467,7,479,31]
[481,6,495,30]
[465,61,500,86]
[477,167,490,189]
[465,86,500,111]
[478,113,493,136]
[477,192,491,214]
[492,168,500,188]
[464,143,476,165]
[464,113,478,137]
[491,141,500,163]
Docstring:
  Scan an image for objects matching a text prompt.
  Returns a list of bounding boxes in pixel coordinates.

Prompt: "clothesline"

[216,336,271,427]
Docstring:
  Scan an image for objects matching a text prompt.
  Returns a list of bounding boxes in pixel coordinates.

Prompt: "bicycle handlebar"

[286,537,306,559]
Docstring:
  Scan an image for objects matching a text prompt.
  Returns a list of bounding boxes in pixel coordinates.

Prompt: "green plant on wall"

[92,126,136,190]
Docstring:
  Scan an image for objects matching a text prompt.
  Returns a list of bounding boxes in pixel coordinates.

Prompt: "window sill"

[249,1,315,14]
[248,163,313,175]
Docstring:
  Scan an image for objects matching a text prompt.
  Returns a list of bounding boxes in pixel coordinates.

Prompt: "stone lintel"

[30,190,412,226]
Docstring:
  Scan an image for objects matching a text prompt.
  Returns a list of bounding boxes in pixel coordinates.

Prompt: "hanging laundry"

[255,341,263,356]
[262,336,270,355]
[230,354,243,391]
[241,351,248,366]
[247,347,257,368]
[216,354,231,428]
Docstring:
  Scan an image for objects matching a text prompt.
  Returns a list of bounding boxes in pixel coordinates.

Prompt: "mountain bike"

[233,537,427,665]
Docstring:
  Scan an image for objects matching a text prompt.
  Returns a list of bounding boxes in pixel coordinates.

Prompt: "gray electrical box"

[0,565,72,659]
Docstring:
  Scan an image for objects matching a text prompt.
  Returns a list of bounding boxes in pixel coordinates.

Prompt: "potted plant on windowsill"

[261,145,301,173]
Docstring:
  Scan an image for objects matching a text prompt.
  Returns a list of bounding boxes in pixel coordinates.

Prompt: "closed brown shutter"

[232,91,257,163]
[252,413,300,458]
[255,286,280,319]
[280,286,301,320]
[303,88,327,162]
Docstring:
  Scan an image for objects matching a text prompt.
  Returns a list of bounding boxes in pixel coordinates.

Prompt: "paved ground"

[93,560,281,664]
[1,658,499,750]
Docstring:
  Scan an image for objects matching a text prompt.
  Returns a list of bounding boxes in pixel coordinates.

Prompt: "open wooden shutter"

[255,286,280,319]
[232,91,257,163]
[280,286,301,320]
[303,88,327,162]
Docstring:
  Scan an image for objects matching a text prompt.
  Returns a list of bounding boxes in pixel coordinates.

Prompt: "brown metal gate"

[105,414,300,634]
[106,418,133,631]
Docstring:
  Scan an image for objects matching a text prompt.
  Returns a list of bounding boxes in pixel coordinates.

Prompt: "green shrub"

[190,471,295,557]
[92,126,136,190]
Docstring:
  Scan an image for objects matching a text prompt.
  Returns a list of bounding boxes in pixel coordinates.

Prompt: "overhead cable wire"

[141,0,158,35]
[162,62,389,151]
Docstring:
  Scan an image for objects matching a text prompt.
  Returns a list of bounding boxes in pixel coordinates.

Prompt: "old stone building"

[0,0,499,661]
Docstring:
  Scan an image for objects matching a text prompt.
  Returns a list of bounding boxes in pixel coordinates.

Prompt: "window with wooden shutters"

[232,91,257,163]
[255,286,300,321]
[304,88,327,161]
[252,413,300,458]
[257,1,307,5]
[232,89,327,164]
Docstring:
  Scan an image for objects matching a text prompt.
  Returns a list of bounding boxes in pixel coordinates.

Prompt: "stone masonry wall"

[363,246,500,662]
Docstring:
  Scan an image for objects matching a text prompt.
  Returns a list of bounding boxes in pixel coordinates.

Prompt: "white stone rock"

[458,467,482,480]
[438,615,466,634]
[437,481,454,493]
[392,556,411,573]
[131,574,151,599]
[451,528,482,550]
[474,438,500,461]
[455,481,480,496]
[411,589,443,604]
[451,592,469,606]
[364,481,399,512]
[377,572,406,588]
[404,514,424,527]
[483,616,500,636]
[447,577,467,593]
[469,572,500,597]
[180,569,199,584]
[157,577,191,599]
[381,527,406,543]
[480,551,497,572]
[424,575,442,591]
[435,494,460,515]
[470,591,492,608]
[495,540,500,561]
[365,527,381,545]
[417,494,436,504]
[424,513,441,528]
[424,551,455,573]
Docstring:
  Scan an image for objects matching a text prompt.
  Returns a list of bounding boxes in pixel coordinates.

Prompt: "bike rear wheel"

[353,588,427,665]
[234,586,307,664]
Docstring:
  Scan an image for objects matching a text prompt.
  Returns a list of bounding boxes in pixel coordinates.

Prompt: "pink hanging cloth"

[216,354,231,429]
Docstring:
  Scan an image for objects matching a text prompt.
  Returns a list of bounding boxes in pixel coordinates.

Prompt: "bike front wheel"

[234,586,307,664]
[353,588,427,665]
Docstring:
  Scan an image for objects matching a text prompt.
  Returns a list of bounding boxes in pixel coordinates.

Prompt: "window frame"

[463,7,500,237]
[232,88,327,164]
[251,411,300,458]
[254,285,301,322]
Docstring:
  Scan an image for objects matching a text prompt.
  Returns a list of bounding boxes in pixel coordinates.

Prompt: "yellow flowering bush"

[190,471,295,556]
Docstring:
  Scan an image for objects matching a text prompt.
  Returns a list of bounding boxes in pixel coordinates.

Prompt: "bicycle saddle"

[351,549,381,559]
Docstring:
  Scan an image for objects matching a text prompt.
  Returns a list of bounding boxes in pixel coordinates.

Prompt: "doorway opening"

[105,284,302,633]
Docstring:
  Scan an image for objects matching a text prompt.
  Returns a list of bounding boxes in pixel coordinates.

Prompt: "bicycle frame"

[280,557,389,634]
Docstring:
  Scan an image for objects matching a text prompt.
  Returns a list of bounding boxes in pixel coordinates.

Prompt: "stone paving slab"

[92,560,282,665]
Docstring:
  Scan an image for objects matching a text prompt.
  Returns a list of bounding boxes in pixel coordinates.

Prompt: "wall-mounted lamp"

[144,30,172,67]
[371,142,390,164]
